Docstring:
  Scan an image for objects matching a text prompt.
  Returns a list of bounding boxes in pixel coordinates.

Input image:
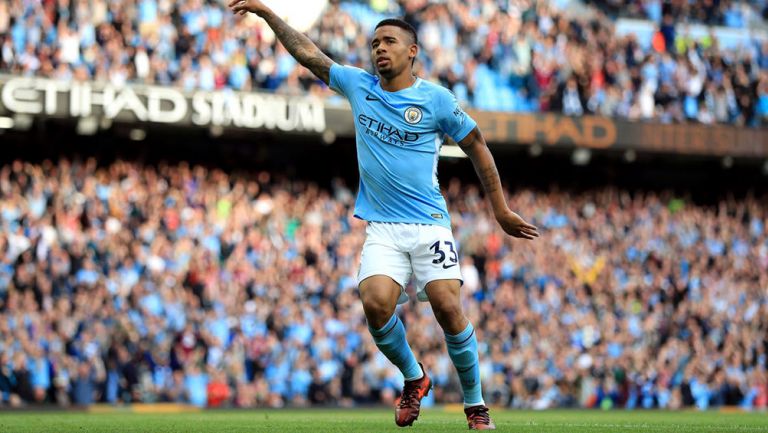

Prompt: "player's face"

[371,26,417,78]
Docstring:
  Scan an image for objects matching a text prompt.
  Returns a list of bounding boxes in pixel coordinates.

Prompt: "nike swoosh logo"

[442,263,457,269]
[365,95,381,101]
[456,364,476,373]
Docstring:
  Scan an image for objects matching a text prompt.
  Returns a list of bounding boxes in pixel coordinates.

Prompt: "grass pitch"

[0,407,767,432]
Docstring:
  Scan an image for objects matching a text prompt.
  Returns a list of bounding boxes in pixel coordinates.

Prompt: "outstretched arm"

[457,127,540,240]
[229,0,334,84]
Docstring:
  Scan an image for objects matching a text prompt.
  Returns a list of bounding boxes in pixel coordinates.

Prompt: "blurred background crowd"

[2,0,768,125]
[0,158,766,409]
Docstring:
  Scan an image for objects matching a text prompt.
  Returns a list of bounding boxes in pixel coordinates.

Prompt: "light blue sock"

[369,314,423,381]
[445,322,484,406]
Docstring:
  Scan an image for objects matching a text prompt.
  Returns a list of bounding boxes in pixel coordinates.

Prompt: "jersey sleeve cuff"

[452,117,477,143]
[329,63,343,94]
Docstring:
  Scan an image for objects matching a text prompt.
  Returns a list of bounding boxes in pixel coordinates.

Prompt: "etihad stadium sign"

[0,75,326,133]
[2,75,766,158]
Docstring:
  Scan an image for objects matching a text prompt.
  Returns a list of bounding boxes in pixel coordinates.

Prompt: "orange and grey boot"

[464,405,496,430]
[394,363,432,427]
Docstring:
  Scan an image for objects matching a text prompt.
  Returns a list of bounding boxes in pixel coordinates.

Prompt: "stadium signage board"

[0,75,326,133]
[3,75,766,158]
[484,112,618,149]
[469,111,768,158]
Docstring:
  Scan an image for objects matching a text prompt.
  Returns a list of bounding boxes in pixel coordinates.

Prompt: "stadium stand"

[1,0,768,125]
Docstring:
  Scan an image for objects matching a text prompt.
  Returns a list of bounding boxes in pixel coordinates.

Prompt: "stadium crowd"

[0,158,766,410]
[2,0,768,125]
[588,0,768,27]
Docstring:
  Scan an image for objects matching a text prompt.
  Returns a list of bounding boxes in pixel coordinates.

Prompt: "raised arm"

[229,0,334,84]
[457,127,540,240]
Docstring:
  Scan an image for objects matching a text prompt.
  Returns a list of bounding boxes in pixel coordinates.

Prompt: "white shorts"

[357,222,463,304]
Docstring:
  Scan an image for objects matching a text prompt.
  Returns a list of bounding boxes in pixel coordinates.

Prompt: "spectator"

[308,368,333,406]
[206,369,232,408]
[71,360,106,407]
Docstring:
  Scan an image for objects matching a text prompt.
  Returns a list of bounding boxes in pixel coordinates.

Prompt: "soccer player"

[229,1,540,429]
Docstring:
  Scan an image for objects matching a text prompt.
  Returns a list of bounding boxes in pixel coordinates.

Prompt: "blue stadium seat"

[452,83,470,106]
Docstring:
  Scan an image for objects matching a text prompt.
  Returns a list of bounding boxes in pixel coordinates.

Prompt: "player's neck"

[379,72,417,92]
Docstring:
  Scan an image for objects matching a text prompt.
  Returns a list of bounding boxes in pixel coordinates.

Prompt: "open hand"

[496,210,540,240]
[229,0,269,16]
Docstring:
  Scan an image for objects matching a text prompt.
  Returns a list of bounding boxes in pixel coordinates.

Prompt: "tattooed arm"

[457,127,540,240]
[229,0,334,84]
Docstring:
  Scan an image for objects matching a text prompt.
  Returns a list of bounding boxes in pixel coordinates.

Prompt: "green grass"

[0,408,767,432]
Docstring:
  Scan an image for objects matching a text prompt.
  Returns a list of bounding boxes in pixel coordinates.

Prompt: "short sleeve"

[435,88,477,143]
[329,64,368,98]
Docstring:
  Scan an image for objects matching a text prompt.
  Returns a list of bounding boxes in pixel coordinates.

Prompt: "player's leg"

[358,275,423,382]
[424,280,495,429]
[358,223,431,427]
[361,275,431,428]
[413,226,495,430]
[424,279,485,407]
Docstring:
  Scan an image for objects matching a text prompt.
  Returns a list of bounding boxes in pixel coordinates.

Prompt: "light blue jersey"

[329,64,477,228]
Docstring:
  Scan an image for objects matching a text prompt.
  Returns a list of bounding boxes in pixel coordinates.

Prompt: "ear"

[409,44,418,63]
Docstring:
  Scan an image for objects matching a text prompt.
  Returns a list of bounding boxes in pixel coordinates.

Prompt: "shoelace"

[398,380,421,408]
[468,406,491,424]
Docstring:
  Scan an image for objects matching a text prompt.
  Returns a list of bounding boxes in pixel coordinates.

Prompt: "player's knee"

[432,302,464,330]
[364,309,393,329]
[431,296,462,317]
[361,299,395,329]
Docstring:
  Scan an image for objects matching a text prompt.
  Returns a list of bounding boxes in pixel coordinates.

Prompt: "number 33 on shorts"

[430,241,459,269]
[416,235,463,293]
[357,223,464,303]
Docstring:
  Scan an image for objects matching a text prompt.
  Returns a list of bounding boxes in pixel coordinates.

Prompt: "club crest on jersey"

[403,106,423,124]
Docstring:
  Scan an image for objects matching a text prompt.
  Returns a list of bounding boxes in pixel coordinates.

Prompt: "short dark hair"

[374,18,418,46]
